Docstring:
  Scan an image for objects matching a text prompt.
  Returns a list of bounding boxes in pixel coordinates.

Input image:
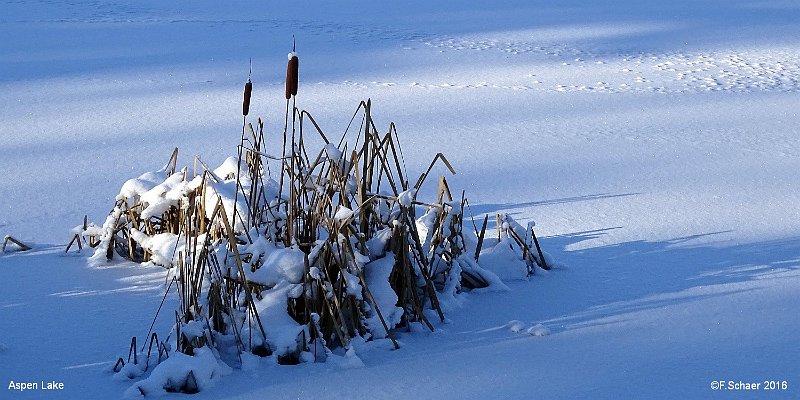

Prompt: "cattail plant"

[242,79,252,116]
[82,51,554,396]
[285,40,299,99]
[286,54,298,99]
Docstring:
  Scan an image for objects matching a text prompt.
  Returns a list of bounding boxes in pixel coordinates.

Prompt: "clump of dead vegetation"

[69,50,552,396]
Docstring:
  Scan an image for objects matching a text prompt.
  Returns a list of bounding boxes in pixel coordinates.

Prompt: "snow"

[247,246,306,286]
[506,320,525,333]
[1,0,799,399]
[333,206,354,223]
[138,171,189,219]
[479,239,529,280]
[323,143,343,161]
[250,280,306,357]
[212,157,240,181]
[117,171,167,202]
[180,320,207,342]
[526,324,550,337]
[124,347,231,398]
[128,230,183,268]
[363,254,404,338]
[397,189,416,208]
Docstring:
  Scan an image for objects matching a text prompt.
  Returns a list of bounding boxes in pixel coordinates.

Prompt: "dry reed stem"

[2,235,31,252]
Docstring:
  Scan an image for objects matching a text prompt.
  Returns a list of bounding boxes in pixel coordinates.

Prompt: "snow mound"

[124,347,231,398]
[507,320,526,333]
[527,324,551,337]
[479,239,530,281]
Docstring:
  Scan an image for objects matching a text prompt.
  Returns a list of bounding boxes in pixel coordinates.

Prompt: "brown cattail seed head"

[285,52,299,100]
[243,79,253,116]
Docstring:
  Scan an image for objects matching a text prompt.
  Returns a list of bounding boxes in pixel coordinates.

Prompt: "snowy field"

[1,0,799,398]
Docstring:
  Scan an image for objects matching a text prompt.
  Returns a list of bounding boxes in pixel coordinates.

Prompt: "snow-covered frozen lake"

[1,1,798,398]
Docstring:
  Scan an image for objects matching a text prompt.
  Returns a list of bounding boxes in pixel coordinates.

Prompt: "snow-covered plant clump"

[72,57,555,396]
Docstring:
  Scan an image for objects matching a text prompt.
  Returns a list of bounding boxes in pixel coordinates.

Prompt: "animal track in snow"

[421,35,800,94]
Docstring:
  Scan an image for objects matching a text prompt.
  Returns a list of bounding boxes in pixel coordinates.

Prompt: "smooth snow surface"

[1,0,799,399]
